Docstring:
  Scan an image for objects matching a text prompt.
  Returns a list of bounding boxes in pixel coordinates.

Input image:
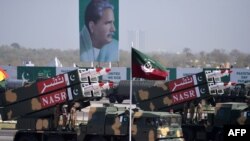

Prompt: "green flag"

[132,48,168,80]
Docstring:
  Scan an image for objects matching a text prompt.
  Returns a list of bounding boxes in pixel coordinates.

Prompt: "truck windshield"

[157,117,181,127]
[146,116,181,127]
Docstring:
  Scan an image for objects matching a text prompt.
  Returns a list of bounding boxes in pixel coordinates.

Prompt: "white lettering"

[42,97,49,106]
[173,95,178,102]
[241,129,246,136]
[228,129,235,136]
[183,92,189,99]
[61,92,67,101]
[189,90,195,97]
[41,91,67,107]
[173,90,196,103]
[54,93,60,102]
[179,94,184,100]
[49,96,54,103]
[228,129,247,136]
[235,129,240,136]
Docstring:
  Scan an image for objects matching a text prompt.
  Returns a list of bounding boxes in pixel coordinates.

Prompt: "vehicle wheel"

[47,135,64,141]
[109,95,116,103]
[116,97,124,103]
[18,135,38,141]
[95,97,102,101]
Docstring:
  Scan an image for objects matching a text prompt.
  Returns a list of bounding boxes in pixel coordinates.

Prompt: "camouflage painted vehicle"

[77,105,184,141]
[0,68,115,141]
[128,70,250,141]
[131,110,184,141]
[214,102,250,126]
[181,102,250,141]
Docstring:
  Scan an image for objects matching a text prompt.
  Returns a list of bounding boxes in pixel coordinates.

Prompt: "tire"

[95,97,102,101]
[116,96,124,103]
[18,135,38,141]
[109,95,116,103]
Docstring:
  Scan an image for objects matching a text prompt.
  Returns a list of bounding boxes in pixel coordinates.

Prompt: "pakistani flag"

[132,48,168,80]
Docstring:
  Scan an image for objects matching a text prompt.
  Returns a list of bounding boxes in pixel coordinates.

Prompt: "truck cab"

[132,110,183,141]
[78,106,184,141]
[214,102,250,126]
[229,83,250,96]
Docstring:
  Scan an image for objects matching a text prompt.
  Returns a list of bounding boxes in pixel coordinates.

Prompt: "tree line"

[0,44,249,68]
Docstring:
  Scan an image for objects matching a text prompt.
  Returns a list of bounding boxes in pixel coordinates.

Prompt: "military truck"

[130,70,250,141]
[0,67,185,141]
[94,69,250,141]
[1,68,246,141]
[0,68,115,141]
[77,105,184,141]
[180,101,250,141]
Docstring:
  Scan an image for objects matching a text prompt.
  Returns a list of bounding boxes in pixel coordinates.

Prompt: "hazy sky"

[0,0,250,53]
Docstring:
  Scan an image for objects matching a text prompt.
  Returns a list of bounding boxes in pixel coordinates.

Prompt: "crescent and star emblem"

[197,76,203,82]
[73,88,79,96]
[22,72,29,81]
[200,88,206,94]
[141,61,154,73]
[70,74,76,81]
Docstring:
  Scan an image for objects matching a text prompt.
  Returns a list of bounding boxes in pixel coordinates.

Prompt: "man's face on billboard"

[90,8,116,49]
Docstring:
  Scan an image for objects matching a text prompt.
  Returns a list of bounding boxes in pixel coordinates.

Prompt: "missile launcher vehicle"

[130,69,250,141]
[1,68,249,141]
[77,105,184,141]
[0,67,184,141]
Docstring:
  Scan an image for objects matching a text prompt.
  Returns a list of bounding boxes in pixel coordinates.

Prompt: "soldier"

[61,104,68,130]
[189,102,195,123]
[69,102,80,130]
[197,102,203,121]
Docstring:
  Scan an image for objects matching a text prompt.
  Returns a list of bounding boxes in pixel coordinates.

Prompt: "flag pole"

[129,42,133,141]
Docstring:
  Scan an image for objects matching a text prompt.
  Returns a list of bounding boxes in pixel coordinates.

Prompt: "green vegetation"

[1,44,249,68]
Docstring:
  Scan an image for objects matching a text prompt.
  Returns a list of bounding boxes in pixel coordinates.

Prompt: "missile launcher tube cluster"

[0,68,112,120]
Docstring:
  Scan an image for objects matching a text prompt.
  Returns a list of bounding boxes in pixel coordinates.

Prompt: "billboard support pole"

[129,42,133,141]
[109,62,112,68]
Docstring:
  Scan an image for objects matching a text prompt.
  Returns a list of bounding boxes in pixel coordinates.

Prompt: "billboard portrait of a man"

[79,0,119,62]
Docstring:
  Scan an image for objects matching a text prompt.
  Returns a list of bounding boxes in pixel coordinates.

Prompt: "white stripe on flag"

[195,86,200,98]
[67,88,73,100]
[193,75,197,85]
[64,73,70,86]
